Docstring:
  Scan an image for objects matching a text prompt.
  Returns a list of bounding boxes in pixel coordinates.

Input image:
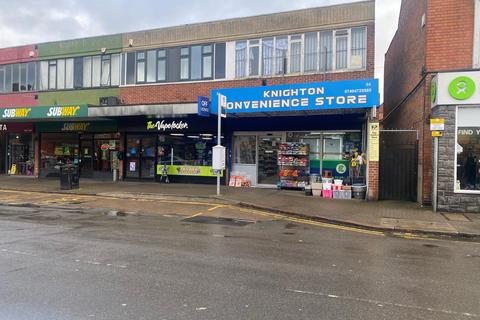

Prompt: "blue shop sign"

[197,96,210,117]
[211,79,379,114]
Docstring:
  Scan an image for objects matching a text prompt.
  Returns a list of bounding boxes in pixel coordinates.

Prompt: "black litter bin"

[60,165,80,190]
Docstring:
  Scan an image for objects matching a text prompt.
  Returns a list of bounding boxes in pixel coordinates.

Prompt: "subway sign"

[0,105,88,119]
[211,79,379,114]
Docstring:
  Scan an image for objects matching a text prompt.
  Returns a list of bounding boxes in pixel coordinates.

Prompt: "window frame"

[334,29,351,71]
[156,49,167,82]
[180,47,190,81]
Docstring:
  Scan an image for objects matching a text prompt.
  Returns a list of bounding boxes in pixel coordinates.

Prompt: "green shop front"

[0,104,94,178]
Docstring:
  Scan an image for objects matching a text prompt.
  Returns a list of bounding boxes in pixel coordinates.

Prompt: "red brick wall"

[426,0,474,71]
[383,0,475,204]
[384,0,427,117]
[120,71,373,105]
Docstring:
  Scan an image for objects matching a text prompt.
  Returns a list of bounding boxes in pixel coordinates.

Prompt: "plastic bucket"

[352,184,367,199]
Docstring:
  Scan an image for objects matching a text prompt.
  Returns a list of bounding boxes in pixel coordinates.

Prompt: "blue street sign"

[210,79,380,114]
[197,96,210,117]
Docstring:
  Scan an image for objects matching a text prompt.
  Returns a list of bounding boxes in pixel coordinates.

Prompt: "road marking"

[287,289,480,318]
[235,207,385,236]
[207,204,226,212]
[186,212,204,219]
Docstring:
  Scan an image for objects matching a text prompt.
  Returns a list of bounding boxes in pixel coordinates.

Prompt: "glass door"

[257,135,282,185]
[125,135,156,179]
[80,139,94,178]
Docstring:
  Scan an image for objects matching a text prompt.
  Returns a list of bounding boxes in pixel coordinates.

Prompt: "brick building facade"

[0,1,380,200]
[384,0,480,212]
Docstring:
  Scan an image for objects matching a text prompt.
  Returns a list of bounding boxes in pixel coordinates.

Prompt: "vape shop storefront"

[36,121,119,179]
[0,123,35,176]
[431,71,480,212]
[118,116,224,183]
[212,79,379,189]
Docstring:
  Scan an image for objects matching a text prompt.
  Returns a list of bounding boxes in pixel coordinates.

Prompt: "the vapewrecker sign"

[0,105,88,119]
[146,120,189,131]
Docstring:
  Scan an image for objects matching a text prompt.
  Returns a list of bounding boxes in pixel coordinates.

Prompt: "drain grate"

[183,216,253,227]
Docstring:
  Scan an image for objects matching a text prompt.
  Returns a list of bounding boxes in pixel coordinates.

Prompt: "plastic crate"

[333,190,352,199]
[322,190,333,198]
[312,189,322,197]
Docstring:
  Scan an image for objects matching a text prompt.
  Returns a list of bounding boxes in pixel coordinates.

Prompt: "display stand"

[277,143,310,190]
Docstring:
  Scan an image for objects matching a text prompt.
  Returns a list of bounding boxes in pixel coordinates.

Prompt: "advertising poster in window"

[368,122,380,162]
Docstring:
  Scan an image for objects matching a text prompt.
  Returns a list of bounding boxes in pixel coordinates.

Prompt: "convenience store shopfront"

[213,79,380,188]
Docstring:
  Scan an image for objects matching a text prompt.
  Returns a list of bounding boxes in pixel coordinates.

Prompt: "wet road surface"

[0,195,479,319]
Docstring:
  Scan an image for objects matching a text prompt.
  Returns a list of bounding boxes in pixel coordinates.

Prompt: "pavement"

[0,175,479,239]
[0,201,479,319]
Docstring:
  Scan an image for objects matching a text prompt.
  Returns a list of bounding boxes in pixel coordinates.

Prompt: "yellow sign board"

[432,131,443,137]
[430,118,445,131]
[368,122,380,162]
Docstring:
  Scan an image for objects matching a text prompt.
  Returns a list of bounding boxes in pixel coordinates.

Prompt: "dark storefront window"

[40,133,79,177]
[456,107,480,191]
[157,134,214,166]
[8,134,34,176]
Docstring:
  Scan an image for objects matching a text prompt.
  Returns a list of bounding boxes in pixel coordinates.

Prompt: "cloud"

[0,0,401,100]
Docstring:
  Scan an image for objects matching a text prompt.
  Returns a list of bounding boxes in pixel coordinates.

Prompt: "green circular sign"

[448,76,475,100]
[431,79,437,104]
[336,163,347,174]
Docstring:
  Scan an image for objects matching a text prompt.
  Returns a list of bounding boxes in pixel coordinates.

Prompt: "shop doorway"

[125,135,156,179]
[257,135,282,186]
[379,130,418,201]
[80,139,94,177]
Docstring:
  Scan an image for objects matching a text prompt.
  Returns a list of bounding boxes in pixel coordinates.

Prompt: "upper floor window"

[234,26,367,78]
[180,47,190,80]
[0,63,37,93]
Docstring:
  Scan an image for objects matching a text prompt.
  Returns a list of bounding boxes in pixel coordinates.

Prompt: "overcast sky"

[0,0,401,99]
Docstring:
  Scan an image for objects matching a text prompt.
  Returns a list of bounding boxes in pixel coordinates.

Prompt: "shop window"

[157,50,166,81]
[111,53,121,86]
[40,133,79,178]
[235,41,247,78]
[57,59,65,89]
[83,57,92,88]
[101,55,111,86]
[351,27,366,69]
[456,107,480,191]
[158,135,215,167]
[289,35,302,73]
[233,135,256,164]
[146,50,156,83]
[92,56,101,87]
[27,61,36,90]
[304,32,318,72]
[4,65,12,93]
[12,64,19,92]
[262,38,274,76]
[8,134,34,176]
[248,40,260,76]
[126,52,136,85]
[335,30,349,70]
[74,57,83,88]
[180,47,190,80]
[0,66,4,93]
[319,31,333,71]
[275,37,288,75]
[48,60,57,90]
[202,45,213,79]
[190,45,202,80]
[19,63,27,91]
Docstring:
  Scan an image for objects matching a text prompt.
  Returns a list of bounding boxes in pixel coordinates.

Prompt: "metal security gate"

[379,130,418,201]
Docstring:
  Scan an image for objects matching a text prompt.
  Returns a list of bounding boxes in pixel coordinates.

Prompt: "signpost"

[213,93,227,196]
[430,118,445,212]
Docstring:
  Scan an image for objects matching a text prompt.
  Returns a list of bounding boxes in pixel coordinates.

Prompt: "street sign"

[197,96,210,117]
[219,94,227,118]
[430,118,445,131]
[432,131,443,137]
